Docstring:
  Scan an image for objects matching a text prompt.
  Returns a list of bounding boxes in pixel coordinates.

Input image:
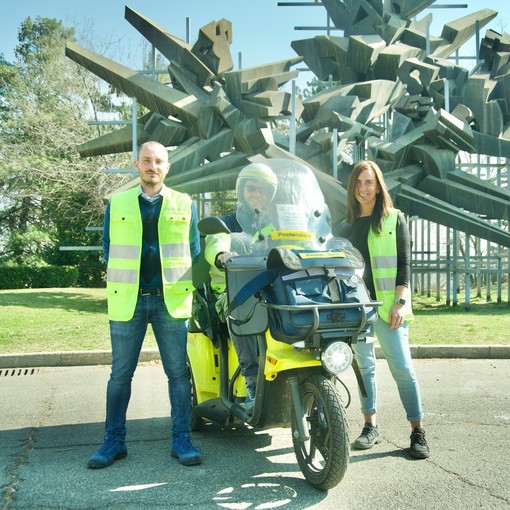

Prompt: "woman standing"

[345,160,430,459]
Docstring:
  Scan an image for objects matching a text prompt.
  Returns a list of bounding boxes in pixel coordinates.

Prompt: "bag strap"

[351,356,368,398]
[227,267,280,315]
[324,267,342,303]
[228,263,344,314]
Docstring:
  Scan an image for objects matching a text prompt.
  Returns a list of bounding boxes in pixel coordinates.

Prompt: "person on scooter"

[204,162,278,412]
[88,141,202,469]
[344,159,430,459]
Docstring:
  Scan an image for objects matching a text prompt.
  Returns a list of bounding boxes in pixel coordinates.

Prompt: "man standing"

[88,141,202,468]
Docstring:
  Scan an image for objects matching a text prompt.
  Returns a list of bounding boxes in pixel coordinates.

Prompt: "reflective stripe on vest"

[367,209,413,323]
[372,255,397,270]
[163,265,193,282]
[109,244,140,260]
[161,243,188,258]
[107,187,194,321]
[107,267,139,285]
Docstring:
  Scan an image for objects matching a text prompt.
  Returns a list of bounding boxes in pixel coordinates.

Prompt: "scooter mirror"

[198,216,231,235]
[332,221,352,239]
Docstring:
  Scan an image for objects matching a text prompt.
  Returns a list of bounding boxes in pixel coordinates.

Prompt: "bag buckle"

[325,267,336,278]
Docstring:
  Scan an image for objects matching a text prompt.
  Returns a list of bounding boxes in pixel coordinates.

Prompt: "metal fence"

[409,155,509,308]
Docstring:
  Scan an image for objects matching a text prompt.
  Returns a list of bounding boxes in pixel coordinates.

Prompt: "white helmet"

[235,162,278,203]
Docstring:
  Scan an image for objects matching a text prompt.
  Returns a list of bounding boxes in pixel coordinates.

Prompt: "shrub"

[0,265,79,289]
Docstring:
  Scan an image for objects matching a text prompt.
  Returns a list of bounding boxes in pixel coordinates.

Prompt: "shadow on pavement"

[2,417,329,509]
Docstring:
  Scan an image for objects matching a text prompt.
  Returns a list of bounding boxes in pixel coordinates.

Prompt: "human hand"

[389,303,405,330]
[216,251,237,267]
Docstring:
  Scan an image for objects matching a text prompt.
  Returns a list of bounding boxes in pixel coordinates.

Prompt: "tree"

[0,17,130,285]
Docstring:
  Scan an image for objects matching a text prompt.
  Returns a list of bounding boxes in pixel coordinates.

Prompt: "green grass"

[0,288,508,354]
[410,295,509,345]
[0,288,156,354]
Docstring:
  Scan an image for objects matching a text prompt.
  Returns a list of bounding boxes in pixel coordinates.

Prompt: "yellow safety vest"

[204,232,231,295]
[106,187,194,321]
[367,208,413,323]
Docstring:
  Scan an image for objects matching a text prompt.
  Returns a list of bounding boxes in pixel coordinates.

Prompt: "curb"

[0,349,161,369]
[408,345,510,360]
[0,345,509,369]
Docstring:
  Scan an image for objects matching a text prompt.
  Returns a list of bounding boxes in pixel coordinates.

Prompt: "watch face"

[396,298,406,305]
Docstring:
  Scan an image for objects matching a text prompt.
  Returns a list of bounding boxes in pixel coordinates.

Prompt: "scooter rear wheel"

[291,374,349,490]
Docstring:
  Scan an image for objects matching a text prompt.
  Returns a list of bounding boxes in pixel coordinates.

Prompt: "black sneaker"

[409,428,430,459]
[352,422,382,450]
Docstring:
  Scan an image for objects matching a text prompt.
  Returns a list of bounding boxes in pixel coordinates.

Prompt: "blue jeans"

[105,293,191,440]
[352,318,424,423]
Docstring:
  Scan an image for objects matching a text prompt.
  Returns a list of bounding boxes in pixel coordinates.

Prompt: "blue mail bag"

[259,248,377,344]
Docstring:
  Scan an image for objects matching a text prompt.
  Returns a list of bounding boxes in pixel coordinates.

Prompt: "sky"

[0,0,507,90]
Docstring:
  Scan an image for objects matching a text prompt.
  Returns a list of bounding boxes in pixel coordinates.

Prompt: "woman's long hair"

[345,160,393,234]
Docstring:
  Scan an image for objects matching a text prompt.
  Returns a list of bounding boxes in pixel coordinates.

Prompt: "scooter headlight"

[321,341,353,374]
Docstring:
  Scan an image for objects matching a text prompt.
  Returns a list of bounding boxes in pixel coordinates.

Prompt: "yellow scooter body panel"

[264,332,321,380]
[188,329,322,407]
[188,332,246,404]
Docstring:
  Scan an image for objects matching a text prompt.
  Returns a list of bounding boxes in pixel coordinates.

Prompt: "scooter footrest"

[193,398,231,426]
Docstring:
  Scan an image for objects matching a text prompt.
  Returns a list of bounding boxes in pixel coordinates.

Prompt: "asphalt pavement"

[1,356,509,510]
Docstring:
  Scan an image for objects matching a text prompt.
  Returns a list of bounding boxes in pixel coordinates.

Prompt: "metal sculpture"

[65,1,510,247]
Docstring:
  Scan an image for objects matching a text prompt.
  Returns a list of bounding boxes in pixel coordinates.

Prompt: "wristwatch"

[395,297,406,306]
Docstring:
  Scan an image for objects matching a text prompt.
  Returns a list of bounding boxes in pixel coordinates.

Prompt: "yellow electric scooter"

[188,159,378,490]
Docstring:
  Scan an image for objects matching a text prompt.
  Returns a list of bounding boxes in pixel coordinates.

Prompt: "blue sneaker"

[171,433,202,466]
[88,435,127,469]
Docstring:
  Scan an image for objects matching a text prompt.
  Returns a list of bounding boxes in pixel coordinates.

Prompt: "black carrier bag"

[260,247,377,344]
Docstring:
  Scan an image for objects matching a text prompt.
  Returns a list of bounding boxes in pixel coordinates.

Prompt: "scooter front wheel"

[291,374,349,490]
